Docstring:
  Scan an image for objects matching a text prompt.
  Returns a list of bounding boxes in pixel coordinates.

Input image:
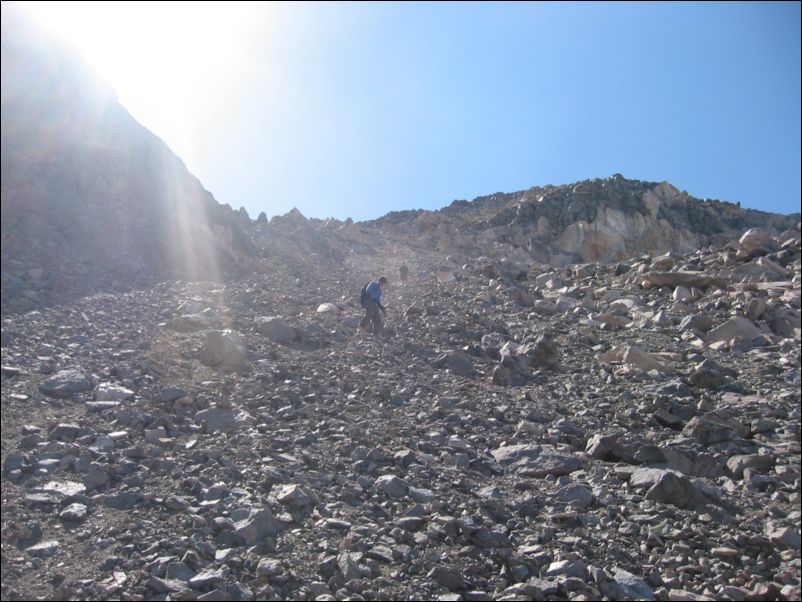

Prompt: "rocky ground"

[2,226,800,601]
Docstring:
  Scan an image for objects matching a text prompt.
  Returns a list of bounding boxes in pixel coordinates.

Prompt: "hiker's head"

[378,276,388,288]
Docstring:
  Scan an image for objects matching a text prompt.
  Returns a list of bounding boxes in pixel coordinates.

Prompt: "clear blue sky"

[23,1,802,221]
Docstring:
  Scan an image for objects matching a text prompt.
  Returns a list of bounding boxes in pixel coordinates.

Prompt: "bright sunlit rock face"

[2,4,257,312]
[18,1,269,169]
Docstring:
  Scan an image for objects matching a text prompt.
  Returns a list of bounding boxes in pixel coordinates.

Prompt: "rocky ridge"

[368,175,798,267]
[2,223,800,601]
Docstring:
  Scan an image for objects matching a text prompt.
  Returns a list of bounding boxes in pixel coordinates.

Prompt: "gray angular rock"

[767,526,801,550]
[638,471,708,509]
[255,316,297,343]
[38,369,92,398]
[59,503,88,522]
[606,567,655,601]
[432,351,475,377]
[26,541,60,557]
[234,507,282,545]
[707,317,764,344]
[374,475,409,498]
[195,407,254,434]
[427,566,467,591]
[682,417,742,446]
[95,383,134,401]
[199,330,248,370]
[555,484,594,510]
[726,454,775,479]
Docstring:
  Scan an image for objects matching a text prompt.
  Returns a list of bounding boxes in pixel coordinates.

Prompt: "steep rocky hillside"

[2,224,800,601]
[2,8,801,602]
[1,9,256,314]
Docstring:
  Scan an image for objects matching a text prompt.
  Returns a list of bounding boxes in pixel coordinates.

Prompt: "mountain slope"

[1,8,255,313]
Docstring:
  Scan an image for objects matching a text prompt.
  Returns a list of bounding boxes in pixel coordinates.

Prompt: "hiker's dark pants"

[360,299,383,335]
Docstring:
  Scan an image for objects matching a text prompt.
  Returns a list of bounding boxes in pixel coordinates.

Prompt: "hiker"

[399,263,409,283]
[359,276,388,336]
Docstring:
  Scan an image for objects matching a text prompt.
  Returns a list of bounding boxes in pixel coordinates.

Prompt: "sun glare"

[18,1,268,168]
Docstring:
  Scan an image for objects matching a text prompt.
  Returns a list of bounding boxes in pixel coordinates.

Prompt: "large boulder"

[198,330,248,370]
[739,228,778,256]
[255,317,297,344]
[707,317,764,344]
[38,369,92,398]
